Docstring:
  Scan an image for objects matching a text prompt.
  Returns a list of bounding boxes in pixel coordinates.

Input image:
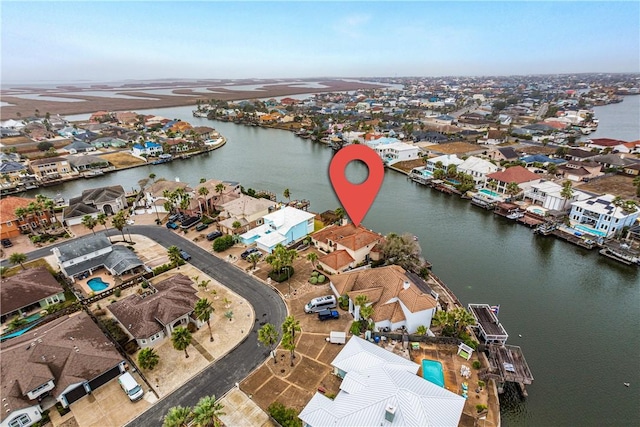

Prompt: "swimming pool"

[421,359,445,388]
[574,224,607,237]
[87,277,109,292]
[478,189,500,198]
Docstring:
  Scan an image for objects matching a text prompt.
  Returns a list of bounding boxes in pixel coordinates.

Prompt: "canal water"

[45,103,639,426]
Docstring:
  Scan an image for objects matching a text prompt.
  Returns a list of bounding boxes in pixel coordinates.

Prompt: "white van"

[304,295,337,313]
[118,372,144,401]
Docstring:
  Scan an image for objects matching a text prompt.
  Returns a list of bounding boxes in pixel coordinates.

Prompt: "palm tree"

[138,347,160,370]
[215,182,225,198]
[198,186,210,215]
[453,307,476,335]
[9,252,27,269]
[334,207,345,222]
[283,188,291,203]
[149,173,157,182]
[258,323,279,364]
[506,182,520,197]
[247,252,261,270]
[163,406,192,427]
[111,211,127,241]
[306,252,318,269]
[14,207,35,235]
[281,315,301,366]
[171,326,192,358]
[81,215,97,235]
[560,180,574,203]
[191,395,225,427]
[231,220,242,235]
[96,212,109,233]
[194,298,215,342]
[265,243,297,276]
[167,245,182,266]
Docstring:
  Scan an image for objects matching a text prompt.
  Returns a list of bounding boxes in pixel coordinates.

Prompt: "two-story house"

[457,156,501,188]
[311,224,383,274]
[240,206,315,253]
[557,160,602,182]
[523,180,592,211]
[217,195,276,235]
[63,185,128,225]
[28,157,73,181]
[486,166,541,195]
[131,141,163,157]
[569,194,639,238]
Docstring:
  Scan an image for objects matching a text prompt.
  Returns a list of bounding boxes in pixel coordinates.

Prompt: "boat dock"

[550,228,597,250]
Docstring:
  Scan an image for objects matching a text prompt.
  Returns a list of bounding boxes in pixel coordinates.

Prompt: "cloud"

[333,14,372,39]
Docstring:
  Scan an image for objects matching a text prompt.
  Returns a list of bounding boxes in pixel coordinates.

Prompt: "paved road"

[2,226,288,426]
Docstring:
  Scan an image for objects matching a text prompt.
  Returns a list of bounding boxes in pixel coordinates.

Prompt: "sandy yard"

[99,151,147,168]
[576,174,640,200]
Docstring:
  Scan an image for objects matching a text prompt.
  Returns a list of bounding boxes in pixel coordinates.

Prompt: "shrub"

[114,288,121,297]
[338,295,349,310]
[309,276,318,284]
[101,318,129,346]
[123,340,139,355]
[472,360,482,369]
[153,263,173,275]
[317,275,325,283]
[268,402,301,427]
[478,380,486,389]
[187,322,197,333]
[476,404,488,413]
[141,281,149,289]
[350,321,361,335]
[213,235,234,252]
[311,271,319,277]
[268,266,295,283]
[94,309,106,316]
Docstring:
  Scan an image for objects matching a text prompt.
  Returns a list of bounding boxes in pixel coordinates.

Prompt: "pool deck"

[411,343,500,427]
[77,270,115,296]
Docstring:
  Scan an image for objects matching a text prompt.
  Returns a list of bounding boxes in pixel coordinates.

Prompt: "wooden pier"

[550,228,597,249]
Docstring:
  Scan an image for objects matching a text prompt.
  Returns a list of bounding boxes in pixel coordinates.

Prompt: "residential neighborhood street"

[3,225,288,426]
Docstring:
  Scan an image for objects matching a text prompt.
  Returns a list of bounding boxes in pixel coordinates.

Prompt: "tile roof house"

[63,185,127,225]
[51,234,145,282]
[0,196,56,239]
[240,206,315,253]
[217,195,277,235]
[0,267,65,322]
[311,224,384,274]
[143,180,193,213]
[0,312,126,425]
[108,274,199,348]
[192,179,242,213]
[486,166,541,195]
[299,336,465,427]
[329,265,438,334]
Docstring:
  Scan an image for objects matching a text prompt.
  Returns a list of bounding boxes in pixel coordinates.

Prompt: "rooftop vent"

[385,405,396,423]
[403,281,411,290]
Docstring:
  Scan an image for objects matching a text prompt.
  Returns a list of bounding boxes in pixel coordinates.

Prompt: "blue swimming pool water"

[574,224,607,237]
[87,277,109,292]
[23,313,41,323]
[421,359,445,388]
[478,188,500,198]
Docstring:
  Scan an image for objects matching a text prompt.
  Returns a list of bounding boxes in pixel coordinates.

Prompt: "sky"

[2,1,639,84]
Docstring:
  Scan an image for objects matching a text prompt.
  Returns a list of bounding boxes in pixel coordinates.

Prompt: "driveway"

[4,225,288,426]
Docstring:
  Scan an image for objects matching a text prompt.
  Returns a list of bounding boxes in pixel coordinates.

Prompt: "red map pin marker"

[329,145,384,227]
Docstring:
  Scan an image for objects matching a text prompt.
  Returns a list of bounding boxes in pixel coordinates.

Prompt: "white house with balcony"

[523,181,592,211]
[457,156,501,188]
[425,154,464,173]
[373,141,421,165]
[569,194,639,238]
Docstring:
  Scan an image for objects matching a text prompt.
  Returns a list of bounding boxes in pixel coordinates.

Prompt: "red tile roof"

[312,224,382,251]
[319,250,355,271]
[487,166,539,184]
[0,196,35,222]
[589,138,627,147]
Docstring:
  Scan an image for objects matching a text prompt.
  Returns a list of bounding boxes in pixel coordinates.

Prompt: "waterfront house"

[311,224,383,274]
[425,154,464,173]
[0,196,56,239]
[239,206,315,253]
[51,234,146,282]
[373,141,422,165]
[131,141,163,157]
[298,336,465,427]
[64,185,127,224]
[586,138,628,152]
[591,153,638,171]
[457,156,501,188]
[108,274,199,349]
[556,160,602,182]
[329,265,438,334]
[143,180,193,214]
[217,195,276,235]
[193,179,242,212]
[65,154,110,172]
[485,166,541,195]
[0,312,126,422]
[90,137,128,149]
[569,194,639,238]
[191,126,218,140]
[0,160,30,185]
[0,267,65,324]
[62,202,99,226]
[523,180,591,211]
[28,157,73,181]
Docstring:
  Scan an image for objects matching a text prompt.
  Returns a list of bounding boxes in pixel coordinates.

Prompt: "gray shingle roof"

[54,234,111,262]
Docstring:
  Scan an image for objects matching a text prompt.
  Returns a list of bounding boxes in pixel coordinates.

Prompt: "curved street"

[2,225,288,426]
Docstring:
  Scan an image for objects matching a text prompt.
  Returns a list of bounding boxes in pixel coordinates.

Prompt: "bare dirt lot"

[393,158,427,173]
[425,141,486,156]
[576,175,639,200]
[99,151,146,168]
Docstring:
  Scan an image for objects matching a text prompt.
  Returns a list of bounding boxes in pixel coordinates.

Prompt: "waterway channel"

[43,103,639,426]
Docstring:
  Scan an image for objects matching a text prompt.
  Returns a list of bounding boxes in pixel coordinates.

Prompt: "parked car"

[241,247,261,260]
[318,309,340,321]
[195,223,209,232]
[168,213,180,222]
[179,250,191,261]
[1,239,12,248]
[118,372,144,402]
[166,221,178,230]
[206,231,223,241]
